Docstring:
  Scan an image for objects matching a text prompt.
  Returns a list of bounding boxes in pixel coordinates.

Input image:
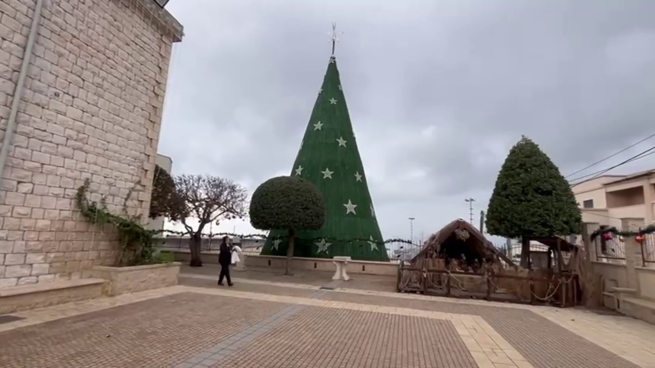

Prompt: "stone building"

[0,0,183,288]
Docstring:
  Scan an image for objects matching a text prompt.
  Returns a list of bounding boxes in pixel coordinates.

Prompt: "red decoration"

[603,233,612,241]
[635,234,645,243]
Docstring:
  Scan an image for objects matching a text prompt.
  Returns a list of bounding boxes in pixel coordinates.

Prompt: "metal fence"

[155,236,422,261]
[593,235,626,264]
[641,234,655,266]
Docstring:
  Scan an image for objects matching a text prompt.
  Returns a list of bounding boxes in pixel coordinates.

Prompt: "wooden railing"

[396,263,580,307]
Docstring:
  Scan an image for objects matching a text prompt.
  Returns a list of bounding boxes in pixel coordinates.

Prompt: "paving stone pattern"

[181,276,319,298]
[216,305,478,368]
[319,292,640,368]
[0,293,288,368]
[174,281,341,367]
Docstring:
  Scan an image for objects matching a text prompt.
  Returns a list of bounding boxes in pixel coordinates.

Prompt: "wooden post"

[547,249,552,269]
[486,271,492,301]
[582,223,601,308]
[396,259,403,292]
[446,273,451,296]
[561,276,567,308]
[529,281,535,304]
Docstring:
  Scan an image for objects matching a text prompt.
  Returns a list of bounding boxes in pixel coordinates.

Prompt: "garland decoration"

[590,224,655,241]
[155,230,415,247]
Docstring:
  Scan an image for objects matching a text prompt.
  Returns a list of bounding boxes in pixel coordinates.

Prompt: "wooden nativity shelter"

[396,219,581,307]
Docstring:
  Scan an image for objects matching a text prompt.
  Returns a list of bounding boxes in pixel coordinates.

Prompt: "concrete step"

[620,297,655,326]
[0,278,106,315]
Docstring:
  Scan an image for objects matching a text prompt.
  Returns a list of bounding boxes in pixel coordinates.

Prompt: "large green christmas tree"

[260,56,388,261]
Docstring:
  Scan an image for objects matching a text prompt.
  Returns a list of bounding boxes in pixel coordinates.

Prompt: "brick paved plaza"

[1,268,654,368]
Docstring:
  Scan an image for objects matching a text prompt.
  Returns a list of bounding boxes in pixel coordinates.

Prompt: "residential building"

[572,169,655,229]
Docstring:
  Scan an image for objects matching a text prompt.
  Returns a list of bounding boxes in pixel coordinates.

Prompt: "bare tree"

[174,175,248,267]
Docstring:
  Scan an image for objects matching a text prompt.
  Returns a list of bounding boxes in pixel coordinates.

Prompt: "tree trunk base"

[189,258,203,267]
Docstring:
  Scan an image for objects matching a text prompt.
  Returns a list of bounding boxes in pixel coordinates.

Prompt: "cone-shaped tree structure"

[260,56,388,261]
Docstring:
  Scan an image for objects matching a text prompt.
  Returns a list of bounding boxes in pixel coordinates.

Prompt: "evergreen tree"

[260,56,388,261]
[250,176,326,275]
[486,136,582,268]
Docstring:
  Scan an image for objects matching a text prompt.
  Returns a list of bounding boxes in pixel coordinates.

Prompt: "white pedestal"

[332,256,352,281]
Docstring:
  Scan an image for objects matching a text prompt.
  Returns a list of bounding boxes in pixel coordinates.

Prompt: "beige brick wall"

[0,0,183,288]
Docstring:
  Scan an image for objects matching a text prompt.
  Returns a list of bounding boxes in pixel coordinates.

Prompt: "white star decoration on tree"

[272,239,282,251]
[336,137,347,147]
[368,236,378,251]
[316,238,331,253]
[319,88,322,94]
[321,168,334,179]
[370,203,376,218]
[295,166,303,176]
[344,199,357,215]
[329,98,337,105]
[313,121,323,131]
[354,172,362,182]
[338,84,342,90]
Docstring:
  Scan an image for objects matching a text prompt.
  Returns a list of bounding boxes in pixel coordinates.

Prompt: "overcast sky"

[159,0,655,244]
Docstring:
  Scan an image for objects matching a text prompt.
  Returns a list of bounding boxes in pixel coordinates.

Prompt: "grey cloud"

[160,0,655,241]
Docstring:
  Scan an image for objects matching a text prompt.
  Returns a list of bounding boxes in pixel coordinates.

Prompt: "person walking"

[218,236,233,286]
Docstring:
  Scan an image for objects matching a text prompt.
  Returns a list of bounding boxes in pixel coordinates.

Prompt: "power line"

[569,146,655,185]
[565,132,655,178]
[580,209,623,220]
[568,150,653,183]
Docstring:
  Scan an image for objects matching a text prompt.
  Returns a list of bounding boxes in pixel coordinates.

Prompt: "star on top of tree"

[321,168,334,179]
[329,98,337,105]
[354,172,362,182]
[336,137,347,147]
[344,199,357,215]
[316,238,331,253]
[272,239,282,251]
[313,121,323,131]
[295,166,303,176]
[368,236,378,251]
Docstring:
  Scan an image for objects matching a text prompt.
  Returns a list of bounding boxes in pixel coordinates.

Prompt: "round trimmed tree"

[486,136,582,269]
[250,176,326,275]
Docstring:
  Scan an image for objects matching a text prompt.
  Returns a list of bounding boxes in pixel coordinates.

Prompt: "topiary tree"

[249,176,326,275]
[486,136,582,269]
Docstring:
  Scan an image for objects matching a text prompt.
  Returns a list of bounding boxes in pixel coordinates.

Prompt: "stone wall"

[0,0,183,288]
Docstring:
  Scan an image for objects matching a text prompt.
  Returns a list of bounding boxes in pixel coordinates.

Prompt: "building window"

[582,199,594,209]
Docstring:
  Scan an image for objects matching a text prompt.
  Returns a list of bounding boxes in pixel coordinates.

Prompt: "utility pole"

[479,210,485,233]
[464,198,475,225]
[408,217,415,244]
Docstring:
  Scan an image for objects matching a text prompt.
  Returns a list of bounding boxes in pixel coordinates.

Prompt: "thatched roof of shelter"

[411,219,517,268]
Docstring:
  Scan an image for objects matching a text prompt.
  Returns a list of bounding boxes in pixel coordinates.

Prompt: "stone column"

[642,180,654,224]
[622,219,644,292]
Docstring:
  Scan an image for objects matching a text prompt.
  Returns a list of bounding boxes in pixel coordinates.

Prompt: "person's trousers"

[218,264,232,285]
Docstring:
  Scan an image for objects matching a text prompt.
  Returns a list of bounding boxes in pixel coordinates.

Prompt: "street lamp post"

[408,217,415,244]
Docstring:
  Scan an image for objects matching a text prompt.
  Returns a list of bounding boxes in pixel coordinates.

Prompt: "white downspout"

[0,0,45,180]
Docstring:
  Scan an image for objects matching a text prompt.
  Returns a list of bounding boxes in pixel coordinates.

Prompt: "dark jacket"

[218,243,232,266]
